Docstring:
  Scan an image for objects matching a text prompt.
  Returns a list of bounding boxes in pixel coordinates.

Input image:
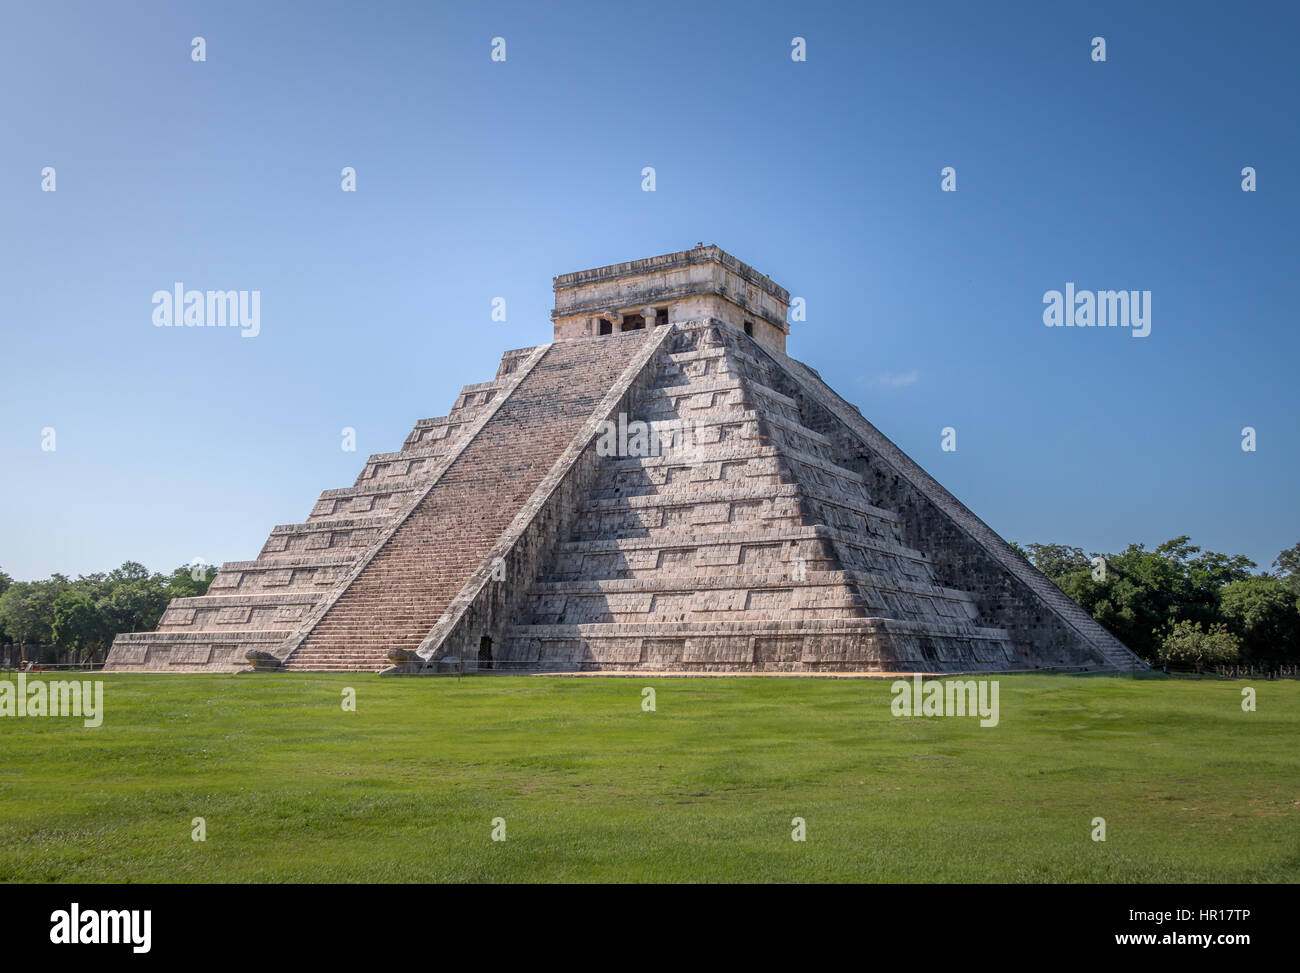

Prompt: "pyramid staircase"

[280,331,650,670]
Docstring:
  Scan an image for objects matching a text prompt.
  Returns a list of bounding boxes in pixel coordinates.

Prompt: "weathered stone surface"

[551,244,790,353]
[105,247,1144,674]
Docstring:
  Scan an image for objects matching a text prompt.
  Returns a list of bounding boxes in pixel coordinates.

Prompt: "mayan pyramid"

[105,246,1145,674]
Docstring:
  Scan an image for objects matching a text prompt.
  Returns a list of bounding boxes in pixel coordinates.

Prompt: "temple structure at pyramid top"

[551,244,791,351]
[105,245,1145,675]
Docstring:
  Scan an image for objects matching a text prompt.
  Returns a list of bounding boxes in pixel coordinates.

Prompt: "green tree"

[1221,575,1300,665]
[1023,544,1089,585]
[0,561,224,664]
[0,584,42,645]
[1158,620,1240,672]
[1274,542,1300,600]
[1021,536,1255,665]
[51,589,109,664]
[165,563,216,599]
[0,576,69,646]
[0,569,12,643]
[99,572,170,635]
[108,561,151,584]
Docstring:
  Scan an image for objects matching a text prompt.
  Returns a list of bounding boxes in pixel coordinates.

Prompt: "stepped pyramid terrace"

[105,245,1145,675]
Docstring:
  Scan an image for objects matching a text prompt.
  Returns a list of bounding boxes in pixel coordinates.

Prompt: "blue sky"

[1,0,1296,580]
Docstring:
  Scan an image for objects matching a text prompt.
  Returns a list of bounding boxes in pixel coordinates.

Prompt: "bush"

[1158,620,1240,672]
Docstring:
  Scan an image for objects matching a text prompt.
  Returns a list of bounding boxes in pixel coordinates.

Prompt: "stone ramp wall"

[414,324,675,667]
[285,329,656,671]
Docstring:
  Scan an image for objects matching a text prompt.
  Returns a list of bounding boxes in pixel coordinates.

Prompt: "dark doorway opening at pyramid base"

[478,635,493,670]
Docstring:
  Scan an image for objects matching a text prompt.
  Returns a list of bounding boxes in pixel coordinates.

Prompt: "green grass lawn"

[0,672,1296,883]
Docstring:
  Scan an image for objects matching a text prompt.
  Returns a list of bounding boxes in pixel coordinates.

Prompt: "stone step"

[526,570,980,605]
[499,617,1017,671]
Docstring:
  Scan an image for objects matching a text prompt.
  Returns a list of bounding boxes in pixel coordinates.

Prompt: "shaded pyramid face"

[500,323,1008,670]
[106,317,1143,675]
[497,323,1139,672]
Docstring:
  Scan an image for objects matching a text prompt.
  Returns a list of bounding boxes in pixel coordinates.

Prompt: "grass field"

[0,672,1296,883]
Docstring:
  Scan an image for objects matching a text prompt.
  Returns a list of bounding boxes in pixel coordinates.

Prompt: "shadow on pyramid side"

[105,247,1145,675]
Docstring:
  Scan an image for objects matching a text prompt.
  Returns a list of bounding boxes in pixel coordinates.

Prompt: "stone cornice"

[552,245,790,304]
[552,279,790,333]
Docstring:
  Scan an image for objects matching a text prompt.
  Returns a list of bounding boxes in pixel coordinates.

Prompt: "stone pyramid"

[105,246,1144,674]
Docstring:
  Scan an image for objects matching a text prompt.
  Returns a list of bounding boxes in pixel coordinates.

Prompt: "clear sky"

[1,0,1296,581]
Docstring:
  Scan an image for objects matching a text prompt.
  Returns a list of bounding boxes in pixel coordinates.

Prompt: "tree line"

[1010,537,1300,670]
[0,562,214,664]
[1,535,1297,670]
